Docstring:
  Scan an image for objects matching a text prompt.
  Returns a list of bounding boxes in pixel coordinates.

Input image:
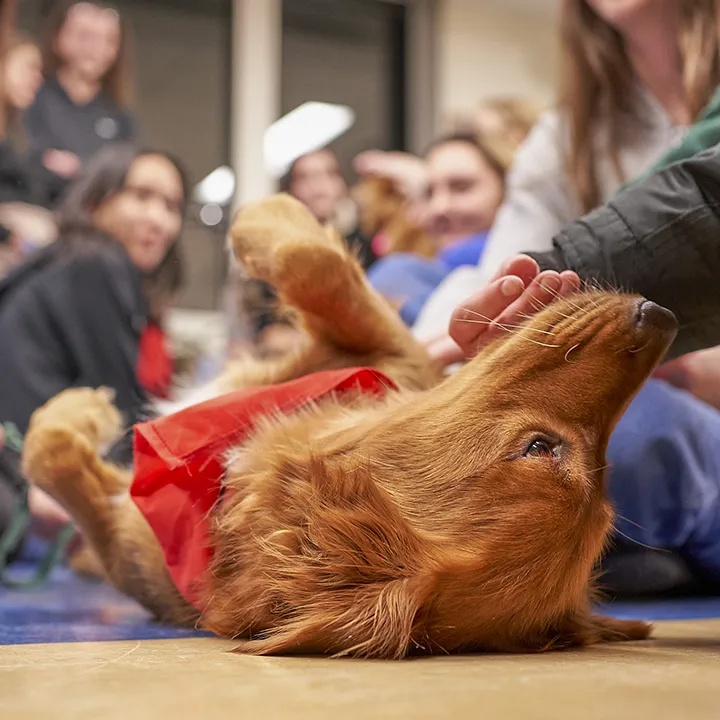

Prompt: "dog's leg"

[229,195,438,389]
[540,612,652,650]
[588,615,652,643]
[22,391,198,626]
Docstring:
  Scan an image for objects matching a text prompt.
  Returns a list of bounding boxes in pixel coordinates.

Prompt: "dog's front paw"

[27,387,123,452]
[22,424,95,493]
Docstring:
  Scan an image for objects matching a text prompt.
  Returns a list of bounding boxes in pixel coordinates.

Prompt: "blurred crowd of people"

[4,0,720,596]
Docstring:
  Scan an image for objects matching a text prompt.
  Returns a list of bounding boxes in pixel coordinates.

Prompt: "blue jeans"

[608,379,720,582]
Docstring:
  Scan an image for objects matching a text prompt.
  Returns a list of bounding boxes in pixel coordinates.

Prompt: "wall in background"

[436,0,558,128]
[281,0,406,182]
[119,0,232,312]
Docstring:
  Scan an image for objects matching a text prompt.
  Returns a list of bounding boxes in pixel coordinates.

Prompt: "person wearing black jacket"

[430,144,720,365]
[23,1,137,192]
[0,143,187,543]
[427,142,720,598]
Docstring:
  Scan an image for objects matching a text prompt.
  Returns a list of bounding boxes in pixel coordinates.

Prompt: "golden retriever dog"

[21,194,676,659]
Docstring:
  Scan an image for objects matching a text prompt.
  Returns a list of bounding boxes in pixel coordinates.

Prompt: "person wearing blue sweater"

[367,132,506,325]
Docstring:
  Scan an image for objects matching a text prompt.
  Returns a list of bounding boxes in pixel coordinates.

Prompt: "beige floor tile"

[1,619,719,719]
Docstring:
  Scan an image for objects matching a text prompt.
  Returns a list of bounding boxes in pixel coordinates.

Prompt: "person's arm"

[526,144,720,359]
[412,111,575,341]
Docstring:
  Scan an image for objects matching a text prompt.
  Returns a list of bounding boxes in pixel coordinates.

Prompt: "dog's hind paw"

[593,616,653,643]
[229,194,342,284]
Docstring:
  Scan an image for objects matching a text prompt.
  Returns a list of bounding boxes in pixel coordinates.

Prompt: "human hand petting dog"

[426,255,582,367]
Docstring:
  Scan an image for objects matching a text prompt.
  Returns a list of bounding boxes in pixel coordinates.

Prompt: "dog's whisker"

[526,297,576,321]
[454,317,561,347]
[587,463,611,474]
[564,343,580,362]
[455,318,556,336]
[541,283,585,312]
[613,528,670,554]
[615,339,652,355]
[528,296,547,312]
[512,337,561,349]
[628,340,652,354]
[614,514,649,532]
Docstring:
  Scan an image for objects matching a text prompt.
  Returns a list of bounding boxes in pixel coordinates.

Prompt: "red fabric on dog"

[131,367,397,608]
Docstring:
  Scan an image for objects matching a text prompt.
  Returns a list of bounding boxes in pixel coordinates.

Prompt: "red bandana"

[130,367,397,607]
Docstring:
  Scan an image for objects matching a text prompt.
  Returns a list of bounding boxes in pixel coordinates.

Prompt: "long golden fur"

[22,193,676,658]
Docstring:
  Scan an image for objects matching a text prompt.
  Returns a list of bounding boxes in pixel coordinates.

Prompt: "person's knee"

[609,379,720,469]
[607,379,720,548]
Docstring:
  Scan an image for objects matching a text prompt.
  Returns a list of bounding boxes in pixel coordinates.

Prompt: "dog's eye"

[524,438,558,459]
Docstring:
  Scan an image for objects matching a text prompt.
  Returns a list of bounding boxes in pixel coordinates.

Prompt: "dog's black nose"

[636,300,677,333]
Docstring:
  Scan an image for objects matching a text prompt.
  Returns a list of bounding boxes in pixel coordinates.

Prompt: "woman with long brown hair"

[414,0,719,341]
[0,143,187,547]
[23,0,136,184]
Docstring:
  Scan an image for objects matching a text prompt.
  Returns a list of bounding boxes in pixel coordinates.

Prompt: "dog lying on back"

[22,194,676,659]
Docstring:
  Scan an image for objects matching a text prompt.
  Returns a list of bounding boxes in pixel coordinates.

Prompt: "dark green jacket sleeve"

[528,145,720,360]
[628,86,720,188]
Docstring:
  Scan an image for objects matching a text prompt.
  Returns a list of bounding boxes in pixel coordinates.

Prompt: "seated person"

[0,143,188,548]
[366,132,507,326]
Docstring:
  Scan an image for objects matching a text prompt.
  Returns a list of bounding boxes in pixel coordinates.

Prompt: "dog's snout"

[635,300,677,334]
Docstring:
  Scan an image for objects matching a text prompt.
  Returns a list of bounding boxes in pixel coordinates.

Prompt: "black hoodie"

[0,233,149,439]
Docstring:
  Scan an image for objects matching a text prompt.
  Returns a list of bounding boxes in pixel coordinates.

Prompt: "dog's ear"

[234,575,431,659]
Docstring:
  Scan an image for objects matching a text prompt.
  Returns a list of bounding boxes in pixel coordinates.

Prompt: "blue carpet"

[597,597,720,621]
[0,534,212,645]
[0,563,212,645]
[1,543,719,646]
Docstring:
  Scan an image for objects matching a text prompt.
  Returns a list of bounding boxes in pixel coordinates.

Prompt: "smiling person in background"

[0,143,188,547]
[365,132,507,326]
[24,0,136,193]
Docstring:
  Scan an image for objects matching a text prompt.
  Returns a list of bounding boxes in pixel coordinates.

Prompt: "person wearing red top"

[0,143,188,543]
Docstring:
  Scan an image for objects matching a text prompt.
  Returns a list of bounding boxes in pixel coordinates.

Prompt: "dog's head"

[360,291,677,653]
